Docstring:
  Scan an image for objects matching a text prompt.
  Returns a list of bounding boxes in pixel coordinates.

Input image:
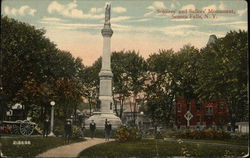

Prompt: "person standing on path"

[80,121,85,139]
[89,120,96,139]
[104,119,108,138]
[64,119,72,143]
[43,118,50,138]
[105,120,112,141]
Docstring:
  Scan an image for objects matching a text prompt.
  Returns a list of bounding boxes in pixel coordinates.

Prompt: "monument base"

[85,113,122,129]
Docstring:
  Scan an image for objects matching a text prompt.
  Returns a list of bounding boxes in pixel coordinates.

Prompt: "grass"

[0,136,84,158]
[179,138,249,146]
[78,140,248,158]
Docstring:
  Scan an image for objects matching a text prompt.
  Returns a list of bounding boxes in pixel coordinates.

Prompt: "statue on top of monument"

[105,3,111,23]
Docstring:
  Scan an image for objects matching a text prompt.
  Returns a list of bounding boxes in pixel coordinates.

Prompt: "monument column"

[85,3,121,129]
[99,6,113,114]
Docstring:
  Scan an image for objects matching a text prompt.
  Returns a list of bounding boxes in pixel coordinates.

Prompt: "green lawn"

[164,137,248,146]
[78,140,248,158]
[0,136,84,158]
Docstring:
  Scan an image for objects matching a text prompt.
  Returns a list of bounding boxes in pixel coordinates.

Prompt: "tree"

[145,49,177,128]
[119,51,147,125]
[111,51,131,118]
[81,57,101,115]
[173,45,201,102]
[196,30,248,130]
[1,16,85,123]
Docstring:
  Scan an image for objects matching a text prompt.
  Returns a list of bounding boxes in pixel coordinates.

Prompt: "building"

[175,97,230,130]
[235,122,249,133]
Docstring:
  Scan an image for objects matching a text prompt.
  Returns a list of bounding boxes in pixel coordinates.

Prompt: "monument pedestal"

[85,113,121,129]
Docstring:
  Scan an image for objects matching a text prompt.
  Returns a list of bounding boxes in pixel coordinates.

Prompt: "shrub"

[115,126,142,142]
[72,126,82,138]
[155,133,164,139]
[53,119,65,136]
[54,125,64,136]
[175,128,231,140]
[231,133,249,140]
[33,125,43,135]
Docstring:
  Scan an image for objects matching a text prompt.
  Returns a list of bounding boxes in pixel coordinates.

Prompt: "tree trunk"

[119,98,124,119]
[133,94,138,126]
[228,98,236,132]
[40,105,44,122]
[88,98,92,116]
[112,94,119,116]
[129,100,133,125]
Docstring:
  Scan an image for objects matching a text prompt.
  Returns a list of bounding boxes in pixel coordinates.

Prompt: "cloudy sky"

[2,0,248,66]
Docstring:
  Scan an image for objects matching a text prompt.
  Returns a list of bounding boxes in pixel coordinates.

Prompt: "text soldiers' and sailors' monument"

[86,3,122,129]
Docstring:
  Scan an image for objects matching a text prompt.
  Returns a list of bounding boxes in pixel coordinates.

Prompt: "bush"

[33,125,43,135]
[175,128,231,140]
[54,125,64,136]
[155,133,164,139]
[115,126,142,142]
[53,119,66,136]
[231,133,249,140]
[72,126,82,138]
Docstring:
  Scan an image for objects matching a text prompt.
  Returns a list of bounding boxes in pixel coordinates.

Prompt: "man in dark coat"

[43,119,50,138]
[64,120,72,143]
[89,120,96,139]
[105,121,112,141]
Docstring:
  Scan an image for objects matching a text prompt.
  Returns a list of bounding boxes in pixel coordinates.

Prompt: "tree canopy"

[1,16,85,122]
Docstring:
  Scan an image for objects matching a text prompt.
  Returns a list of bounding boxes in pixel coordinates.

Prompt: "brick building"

[175,97,230,130]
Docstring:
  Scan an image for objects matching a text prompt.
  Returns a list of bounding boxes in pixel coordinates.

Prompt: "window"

[196,103,202,111]
[219,117,225,124]
[177,116,181,124]
[205,107,213,115]
[196,116,201,123]
[177,104,182,112]
[187,103,191,111]
[218,103,224,112]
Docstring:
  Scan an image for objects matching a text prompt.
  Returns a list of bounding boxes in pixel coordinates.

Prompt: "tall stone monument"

[85,3,121,129]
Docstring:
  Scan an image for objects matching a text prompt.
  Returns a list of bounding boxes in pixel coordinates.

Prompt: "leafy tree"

[111,51,131,118]
[174,45,201,102]
[145,49,177,128]
[196,30,248,130]
[1,16,56,104]
[81,58,101,115]
[1,16,85,123]
[119,51,147,125]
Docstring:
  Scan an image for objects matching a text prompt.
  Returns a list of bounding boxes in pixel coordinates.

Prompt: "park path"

[36,138,113,158]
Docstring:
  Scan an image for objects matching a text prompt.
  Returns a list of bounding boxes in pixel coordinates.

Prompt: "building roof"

[236,122,249,126]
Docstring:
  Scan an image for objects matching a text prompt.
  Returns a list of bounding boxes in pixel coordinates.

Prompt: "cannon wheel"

[11,120,22,134]
[11,124,20,134]
[19,120,35,136]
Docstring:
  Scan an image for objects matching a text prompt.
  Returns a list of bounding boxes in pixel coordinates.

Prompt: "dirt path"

[36,138,113,158]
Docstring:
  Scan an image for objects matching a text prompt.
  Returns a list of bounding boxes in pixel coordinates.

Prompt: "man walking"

[64,119,72,143]
[89,120,96,139]
[43,118,50,138]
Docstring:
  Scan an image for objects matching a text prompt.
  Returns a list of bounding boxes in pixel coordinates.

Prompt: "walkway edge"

[36,138,114,158]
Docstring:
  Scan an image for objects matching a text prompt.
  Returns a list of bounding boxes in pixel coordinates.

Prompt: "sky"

[2,0,248,66]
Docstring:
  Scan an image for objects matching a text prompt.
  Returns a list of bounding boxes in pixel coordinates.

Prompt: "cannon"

[0,120,36,136]
[0,103,37,136]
